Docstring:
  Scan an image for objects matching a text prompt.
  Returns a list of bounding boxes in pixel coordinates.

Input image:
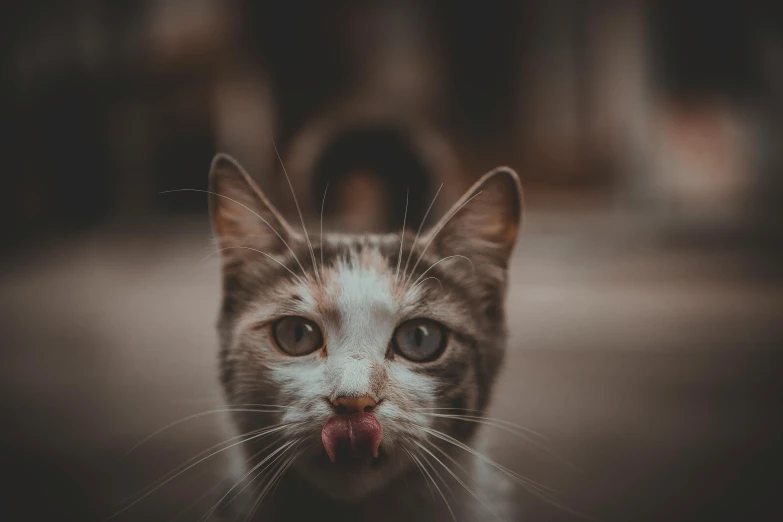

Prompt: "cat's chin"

[294,446,407,501]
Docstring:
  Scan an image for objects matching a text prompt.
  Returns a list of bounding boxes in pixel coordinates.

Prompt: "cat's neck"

[222,445,519,522]
[263,466,450,522]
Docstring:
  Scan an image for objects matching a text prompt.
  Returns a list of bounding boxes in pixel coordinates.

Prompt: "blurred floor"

[1,206,781,521]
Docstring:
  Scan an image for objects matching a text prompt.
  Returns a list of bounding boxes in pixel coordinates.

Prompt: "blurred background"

[1,1,782,521]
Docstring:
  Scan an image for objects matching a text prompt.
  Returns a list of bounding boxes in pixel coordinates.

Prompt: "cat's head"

[209,154,522,500]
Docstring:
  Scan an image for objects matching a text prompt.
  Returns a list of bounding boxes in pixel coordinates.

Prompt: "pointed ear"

[427,167,522,270]
[209,153,296,263]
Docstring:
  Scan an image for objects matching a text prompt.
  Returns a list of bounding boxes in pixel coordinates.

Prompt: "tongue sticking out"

[321,413,383,464]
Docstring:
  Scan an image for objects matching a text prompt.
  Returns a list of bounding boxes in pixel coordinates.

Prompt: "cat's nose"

[331,395,377,415]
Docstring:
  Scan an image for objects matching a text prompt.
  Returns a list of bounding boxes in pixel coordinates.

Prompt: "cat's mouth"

[320,412,384,466]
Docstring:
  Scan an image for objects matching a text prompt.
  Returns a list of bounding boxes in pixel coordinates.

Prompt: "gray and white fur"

[209,153,523,521]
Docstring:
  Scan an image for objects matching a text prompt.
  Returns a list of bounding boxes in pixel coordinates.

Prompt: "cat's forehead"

[306,234,403,317]
[236,230,475,334]
[321,232,401,255]
[266,233,425,322]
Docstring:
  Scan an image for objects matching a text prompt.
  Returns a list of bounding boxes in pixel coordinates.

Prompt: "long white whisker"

[417,445,457,502]
[408,276,443,295]
[271,138,321,287]
[198,438,298,522]
[402,183,443,282]
[116,426,280,513]
[404,191,483,287]
[265,447,305,503]
[407,255,474,292]
[169,469,235,522]
[193,441,281,522]
[413,409,549,440]
[320,182,329,279]
[415,425,557,496]
[408,447,436,501]
[416,441,504,521]
[123,409,286,458]
[104,424,294,520]
[246,441,304,521]
[419,413,576,470]
[201,247,306,286]
[221,403,290,409]
[160,189,309,281]
[423,428,590,521]
[243,454,289,522]
[395,187,410,285]
[422,439,471,479]
[169,436,278,522]
[407,449,456,522]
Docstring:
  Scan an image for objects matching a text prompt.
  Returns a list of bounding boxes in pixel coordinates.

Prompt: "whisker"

[408,446,436,501]
[160,189,309,281]
[402,183,443,283]
[404,191,483,288]
[197,438,298,522]
[407,255,474,293]
[395,187,410,285]
[408,276,443,295]
[246,441,305,521]
[416,427,593,519]
[200,247,306,286]
[104,423,295,520]
[417,445,457,502]
[417,441,504,521]
[169,470,234,522]
[407,449,456,522]
[413,408,550,439]
[418,413,576,471]
[271,138,321,287]
[320,182,329,278]
[115,427,274,512]
[415,425,557,496]
[427,431,593,521]
[240,456,288,522]
[264,446,305,504]
[182,439,281,522]
[123,408,286,457]
[221,403,289,409]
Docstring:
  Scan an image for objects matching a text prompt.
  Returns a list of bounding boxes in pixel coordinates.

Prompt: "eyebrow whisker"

[395,187,410,285]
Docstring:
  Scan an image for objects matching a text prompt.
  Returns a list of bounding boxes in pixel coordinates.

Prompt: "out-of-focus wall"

[4,1,782,248]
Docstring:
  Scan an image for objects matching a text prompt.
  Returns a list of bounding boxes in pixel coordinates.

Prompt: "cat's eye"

[392,319,447,362]
[272,317,324,356]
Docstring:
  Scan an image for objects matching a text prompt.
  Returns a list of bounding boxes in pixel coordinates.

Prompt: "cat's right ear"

[209,154,296,262]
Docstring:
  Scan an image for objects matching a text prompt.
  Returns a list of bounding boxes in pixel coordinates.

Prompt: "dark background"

[1,1,782,521]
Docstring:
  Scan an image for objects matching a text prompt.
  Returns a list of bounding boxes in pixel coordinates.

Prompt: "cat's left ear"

[427,167,523,270]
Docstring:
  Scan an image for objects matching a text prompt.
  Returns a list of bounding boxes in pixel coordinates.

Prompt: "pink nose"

[331,395,377,414]
[321,412,383,463]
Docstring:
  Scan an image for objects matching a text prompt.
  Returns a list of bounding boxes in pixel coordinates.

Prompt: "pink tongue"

[321,413,383,463]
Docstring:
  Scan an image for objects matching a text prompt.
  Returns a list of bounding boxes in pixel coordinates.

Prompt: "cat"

[209,153,523,521]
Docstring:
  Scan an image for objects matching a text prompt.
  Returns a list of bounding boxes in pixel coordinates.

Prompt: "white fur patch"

[324,253,397,399]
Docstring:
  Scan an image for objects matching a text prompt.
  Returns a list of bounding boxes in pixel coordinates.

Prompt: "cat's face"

[209,154,521,500]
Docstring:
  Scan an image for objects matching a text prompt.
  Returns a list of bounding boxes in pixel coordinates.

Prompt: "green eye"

[393,319,447,362]
[272,317,324,356]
